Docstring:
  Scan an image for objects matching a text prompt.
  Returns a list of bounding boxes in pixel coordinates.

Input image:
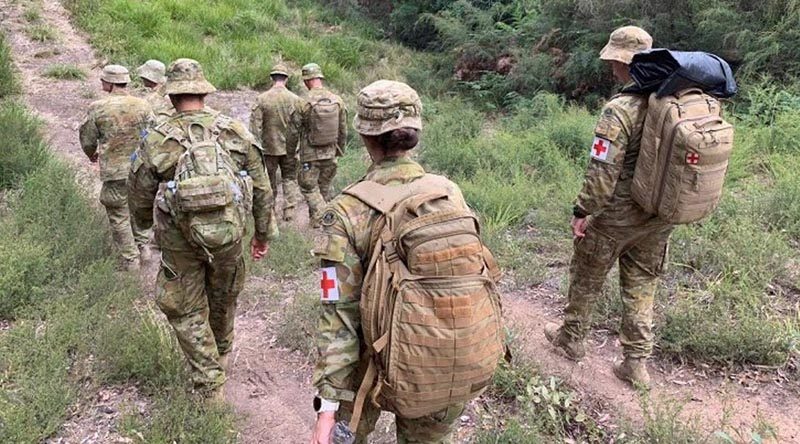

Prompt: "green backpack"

[159,117,253,256]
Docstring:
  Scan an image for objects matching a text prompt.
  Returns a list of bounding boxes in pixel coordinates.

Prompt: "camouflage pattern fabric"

[299,158,338,224]
[298,87,347,162]
[79,89,153,181]
[250,84,305,218]
[144,84,174,124]
[311,158,469,442]
[563,90,674,358]
[99,179,148,263]
[128,109,277,390]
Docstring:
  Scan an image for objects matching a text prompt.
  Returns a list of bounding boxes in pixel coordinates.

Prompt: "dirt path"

[3,1,799,443]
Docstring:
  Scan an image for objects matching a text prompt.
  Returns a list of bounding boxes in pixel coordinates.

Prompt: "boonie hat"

[302,63,324,80]
[354,80,422,136]
[270,62,290,77]
[101,64,131,84]
[136,59,166,84]
[599,26,653,65]
[165,58,217,95]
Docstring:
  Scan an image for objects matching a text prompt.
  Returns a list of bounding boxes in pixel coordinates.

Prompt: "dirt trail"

[3,1,799,443]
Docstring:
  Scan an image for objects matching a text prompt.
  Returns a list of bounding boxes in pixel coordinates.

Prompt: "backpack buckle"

[384,241,400,263]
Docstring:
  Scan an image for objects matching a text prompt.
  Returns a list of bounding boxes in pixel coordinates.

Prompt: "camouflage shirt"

[250,85,304,157]
[128,109,278,246]
[143,84,174,124]
[311,157,468,401]
[298,86,347,162]
[79,89,154,181]
[575,89,649,224]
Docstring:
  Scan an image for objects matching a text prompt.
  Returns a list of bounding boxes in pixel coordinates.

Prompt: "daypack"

[631,89,734,224]
[159,117,253,255]
[342,174,504,433]
[307,96,340,147]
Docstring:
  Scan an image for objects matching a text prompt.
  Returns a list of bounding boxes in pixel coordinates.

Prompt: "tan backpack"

[342,174,504,432]
[308,96,340,147]
[631,89,734,224]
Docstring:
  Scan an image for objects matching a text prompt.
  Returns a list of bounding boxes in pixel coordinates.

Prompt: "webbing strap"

[342,174,451,214]
[348,358,377,434]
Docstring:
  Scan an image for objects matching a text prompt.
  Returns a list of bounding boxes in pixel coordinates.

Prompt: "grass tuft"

[43,63,86,80]
[25,24,58,42]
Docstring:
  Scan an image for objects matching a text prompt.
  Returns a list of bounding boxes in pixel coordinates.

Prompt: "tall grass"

[0,35,18,97]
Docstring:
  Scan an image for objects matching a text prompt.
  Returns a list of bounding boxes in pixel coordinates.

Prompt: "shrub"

[0,36,18,97]
[25,24,58,42]
[0,102,48,188]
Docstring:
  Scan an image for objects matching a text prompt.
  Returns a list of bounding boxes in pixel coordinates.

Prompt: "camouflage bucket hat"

[270,62,290,77]
[101,64,131,84]
[301,63,324,80]
[599,26,653,64]
[165,58,217,95]
[353,80,422,136]
[136,59,166,84]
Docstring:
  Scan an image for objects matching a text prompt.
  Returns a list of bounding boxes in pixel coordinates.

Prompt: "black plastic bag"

[629,49,738,98]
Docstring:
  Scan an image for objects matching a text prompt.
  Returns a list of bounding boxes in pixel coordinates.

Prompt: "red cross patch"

[590,137,611,161]
[686,152,700,165]
[319,266,340,302]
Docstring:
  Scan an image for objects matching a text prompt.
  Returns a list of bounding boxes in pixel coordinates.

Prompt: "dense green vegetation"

[0,35,235,443]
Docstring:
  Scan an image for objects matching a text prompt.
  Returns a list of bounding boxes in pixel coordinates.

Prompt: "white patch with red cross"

[590,137,611,161]
[319,266,340,302]
[686,152,700,165]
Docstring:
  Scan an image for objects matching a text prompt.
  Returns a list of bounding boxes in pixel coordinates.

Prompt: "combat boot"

[613,357,651,389]
[122,258,140,272]
[544,323,585,361]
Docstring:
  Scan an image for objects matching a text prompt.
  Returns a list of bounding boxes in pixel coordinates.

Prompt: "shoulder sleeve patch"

[313,233,347,263]
[594,119,621,142]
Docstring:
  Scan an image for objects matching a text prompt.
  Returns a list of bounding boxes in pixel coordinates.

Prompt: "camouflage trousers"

[265,154,300,220]
[99,180,149,263]
[337,400,464,443]
[299,158,337,225]
[155,242,246,391]
[563,215,673,358]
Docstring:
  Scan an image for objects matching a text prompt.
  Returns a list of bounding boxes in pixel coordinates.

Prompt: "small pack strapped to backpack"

[341,174,504,433]
[308,96,340,147]
[631,89,734,224]
[158,116,253,256]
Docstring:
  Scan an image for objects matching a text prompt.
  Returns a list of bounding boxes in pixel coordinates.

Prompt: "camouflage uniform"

[312,81,463,443]
[298,63,347,225]
[249,63,304,220]
[128,59,278,392]
[137,60,174,123]
[551,27,673,365]
[79,65,153,267]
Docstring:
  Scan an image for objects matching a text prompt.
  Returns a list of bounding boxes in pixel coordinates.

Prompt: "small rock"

[98,405,116,415]
[460,415,470,423]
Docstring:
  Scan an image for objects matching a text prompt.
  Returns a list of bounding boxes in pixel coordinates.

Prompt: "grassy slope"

[0,34,235,442]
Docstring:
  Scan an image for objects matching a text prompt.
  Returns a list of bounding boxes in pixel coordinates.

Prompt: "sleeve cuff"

[573,205,589,218]
[316,384,355,402]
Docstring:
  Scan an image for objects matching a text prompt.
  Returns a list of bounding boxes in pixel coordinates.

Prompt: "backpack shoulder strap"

[342,174,450,214]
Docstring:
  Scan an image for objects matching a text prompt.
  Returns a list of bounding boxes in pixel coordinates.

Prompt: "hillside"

[0,0,798,442]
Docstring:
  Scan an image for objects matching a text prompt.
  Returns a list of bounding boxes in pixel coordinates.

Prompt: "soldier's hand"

[571,216,588,239]
[250,237,270,261]
[310,412,336,444]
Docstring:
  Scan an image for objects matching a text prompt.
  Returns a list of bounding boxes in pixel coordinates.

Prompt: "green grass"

[42,63,86,80]
[63,0,415,92]
[0,35,18,97]
[25,23,58,42]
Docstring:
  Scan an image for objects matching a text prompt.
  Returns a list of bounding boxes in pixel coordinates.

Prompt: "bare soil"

[2,1,799,443]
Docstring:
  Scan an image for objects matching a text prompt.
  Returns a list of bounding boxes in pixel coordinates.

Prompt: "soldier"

[249,62,304,222]
[128,58,278,399]
[79,64,153,270]
[136,59,174,123]
[297,63,347,227]
[310,81,478,444]
[544,26,673,389]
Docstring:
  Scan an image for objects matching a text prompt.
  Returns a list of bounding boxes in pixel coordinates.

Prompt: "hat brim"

[165,80,217,95]
[353,115,422,136]
[599,44,634,64]
[270,71,289,76]
[302,74,324,81]
[101,74,132,84]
